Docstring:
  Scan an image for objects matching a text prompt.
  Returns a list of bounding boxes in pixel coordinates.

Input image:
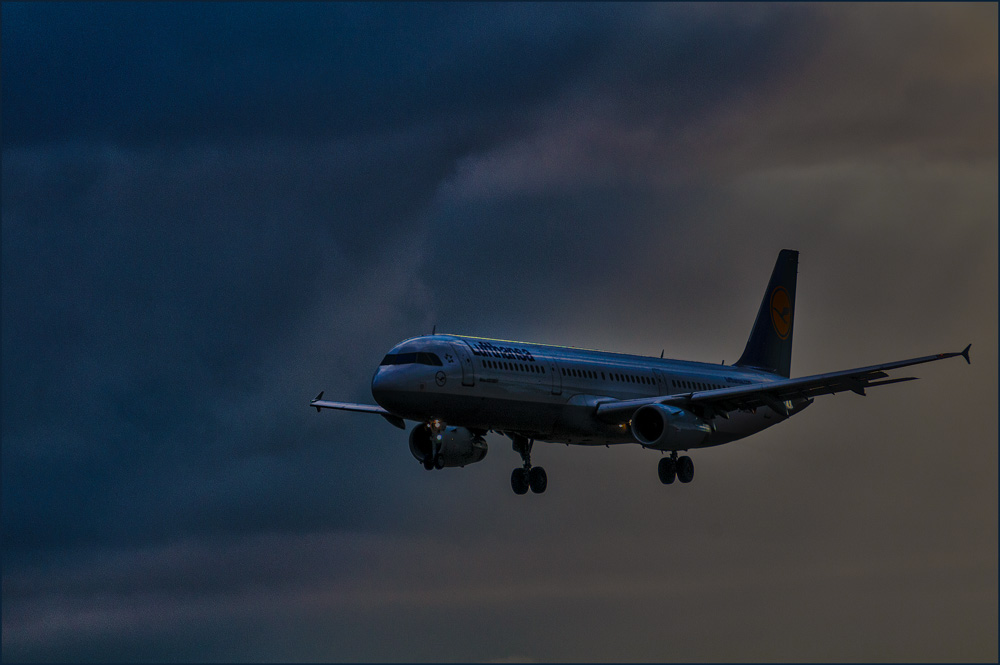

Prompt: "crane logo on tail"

[770,287,792,340]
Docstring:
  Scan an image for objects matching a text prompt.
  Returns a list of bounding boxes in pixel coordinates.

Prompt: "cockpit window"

[380,352,443,366]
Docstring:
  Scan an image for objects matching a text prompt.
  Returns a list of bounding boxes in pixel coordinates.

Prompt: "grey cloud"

[3,2,996,661]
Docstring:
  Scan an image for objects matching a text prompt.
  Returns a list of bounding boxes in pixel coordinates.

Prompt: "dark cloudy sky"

[2,2,997,662]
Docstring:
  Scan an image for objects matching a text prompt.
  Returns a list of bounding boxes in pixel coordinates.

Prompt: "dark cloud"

[3,2,996,661]
[2,2,611,146]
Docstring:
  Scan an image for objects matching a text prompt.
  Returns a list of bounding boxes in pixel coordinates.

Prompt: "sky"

[2,2,997,662]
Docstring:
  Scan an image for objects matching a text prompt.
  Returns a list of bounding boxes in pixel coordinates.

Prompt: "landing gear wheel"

[434,454,445,470]
[510,435,541,495]
[423,457,434,471]
[676,455,694,483]
[658,457,676,484]
[528,466,547,494]
[511,468,529,495]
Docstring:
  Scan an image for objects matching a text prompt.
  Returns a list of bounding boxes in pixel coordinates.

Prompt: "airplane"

[310,249,971,495]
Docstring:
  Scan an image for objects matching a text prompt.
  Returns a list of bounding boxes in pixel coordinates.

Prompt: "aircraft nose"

[370,367,397,405]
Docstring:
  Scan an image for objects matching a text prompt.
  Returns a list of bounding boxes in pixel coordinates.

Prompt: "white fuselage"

[371,334,809,450]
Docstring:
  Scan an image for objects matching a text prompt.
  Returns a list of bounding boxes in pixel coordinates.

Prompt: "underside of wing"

[595,345,970,423]
[310,392,406,429]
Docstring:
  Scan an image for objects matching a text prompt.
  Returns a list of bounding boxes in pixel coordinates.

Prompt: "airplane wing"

[595,345,971,423]
[310,392,407,429]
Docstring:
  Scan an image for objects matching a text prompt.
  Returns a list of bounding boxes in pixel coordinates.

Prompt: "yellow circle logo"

[770,287,792,340]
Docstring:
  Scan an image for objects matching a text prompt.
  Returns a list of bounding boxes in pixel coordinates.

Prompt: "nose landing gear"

[511,434,546,495]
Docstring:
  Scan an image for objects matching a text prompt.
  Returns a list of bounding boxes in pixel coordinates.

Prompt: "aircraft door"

[653,369,669,396]
[549,357,563,395]
[452,342,476,387]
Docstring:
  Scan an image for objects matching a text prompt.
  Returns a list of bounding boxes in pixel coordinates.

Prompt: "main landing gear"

[658,452,694,485]
[510,434,546,495]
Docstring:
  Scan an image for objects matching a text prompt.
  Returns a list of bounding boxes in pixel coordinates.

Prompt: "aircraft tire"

[529,466,547,494]
[423,457,434,471]
[658,457,676,484]
[511,468,529,495]
[434,454,445,470]
[677,456,694,483]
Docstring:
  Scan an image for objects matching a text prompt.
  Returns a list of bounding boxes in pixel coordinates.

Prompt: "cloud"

[2,2,996,661]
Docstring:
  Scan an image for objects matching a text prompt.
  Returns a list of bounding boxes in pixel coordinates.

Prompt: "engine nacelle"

[409,424,488,468]
[630,403,712,451]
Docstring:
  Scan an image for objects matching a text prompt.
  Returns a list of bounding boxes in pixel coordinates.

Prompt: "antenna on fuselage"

[660,349,664,359]
[431,324,436,335]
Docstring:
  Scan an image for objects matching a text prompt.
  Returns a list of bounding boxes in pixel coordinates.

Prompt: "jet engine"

[409,424,488,468]
[630,403,712,451]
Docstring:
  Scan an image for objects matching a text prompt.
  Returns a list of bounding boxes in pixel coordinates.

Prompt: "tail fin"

[734,249,798,377]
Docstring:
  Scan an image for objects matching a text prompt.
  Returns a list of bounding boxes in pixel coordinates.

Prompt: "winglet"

[961,344,971,364]
[312,391,324,412]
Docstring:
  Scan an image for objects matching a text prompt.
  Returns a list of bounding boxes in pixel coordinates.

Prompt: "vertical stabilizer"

[734,249,798,377]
